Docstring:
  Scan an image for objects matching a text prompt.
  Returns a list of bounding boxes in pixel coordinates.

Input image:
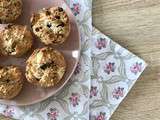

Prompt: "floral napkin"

[89,28,147,120]
[0,0,147,120]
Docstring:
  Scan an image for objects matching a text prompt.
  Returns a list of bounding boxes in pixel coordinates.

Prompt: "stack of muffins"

[0,0,70,99]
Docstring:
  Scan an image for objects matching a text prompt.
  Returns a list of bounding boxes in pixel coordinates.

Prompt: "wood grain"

[1,0,160,119]
[93,0,160,120]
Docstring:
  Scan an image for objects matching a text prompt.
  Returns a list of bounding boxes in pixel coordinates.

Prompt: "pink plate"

[0,0,80,106]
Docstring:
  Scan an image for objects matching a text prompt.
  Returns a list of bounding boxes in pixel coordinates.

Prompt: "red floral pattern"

[96,112,106,120]
[90,86,98,98]
[96,38,107,50]
[74,62,81,75]
[47,108,59,120]
[71,3,81,16]
[104,62,115,74]
[3,106,14,118]
[112,87,124,100]
[69,93,80,107]
[130,62,142,75]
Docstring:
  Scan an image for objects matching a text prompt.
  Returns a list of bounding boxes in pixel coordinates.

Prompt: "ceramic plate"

[0,0,80,106]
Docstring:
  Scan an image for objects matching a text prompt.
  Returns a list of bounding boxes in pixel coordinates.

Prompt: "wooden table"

[93,0,160,120]
[1,0,160,120]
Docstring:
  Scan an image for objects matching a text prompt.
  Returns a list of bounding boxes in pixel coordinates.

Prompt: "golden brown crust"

[0,0,22,23]
[0,66,23,99]
[31,7,70,45]
[0,24,33,57]
[26,47,66,88]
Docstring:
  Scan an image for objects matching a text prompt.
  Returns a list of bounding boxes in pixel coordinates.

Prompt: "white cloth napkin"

[0,0,147,120]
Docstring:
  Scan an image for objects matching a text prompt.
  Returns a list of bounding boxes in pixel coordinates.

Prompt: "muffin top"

[26,47,66,88]
[0,24,33,57]
[0,0,22,23]
[0,66,23,99]
[31,7,70,45]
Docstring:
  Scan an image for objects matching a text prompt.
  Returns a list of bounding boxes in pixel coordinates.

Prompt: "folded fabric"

[90,28,147,120]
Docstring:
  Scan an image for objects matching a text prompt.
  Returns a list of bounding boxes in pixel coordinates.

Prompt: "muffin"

[0,0,22,23]
[26,47,66,88]
[0,66,23,99]
[31,7,70,45]
[0,24,33,57]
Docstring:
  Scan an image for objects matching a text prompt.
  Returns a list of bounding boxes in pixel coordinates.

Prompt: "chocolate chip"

[57,22,64,27]
[40,27,42,29]
[52,76,56,80]
[49,34,54,38]
[55,16,60,19]
[9,49,15,54]
[46,10,51,16]
[46,31,50,34]
[35,78,40,81]
[4,67,9,70]
[14,1,21,7]
[7,24,13,29]
[6,79,10,83]
[52,41,57,43]
[35,28,39,32]
[14,2,18,6]
[47,23,52,28]
[58,7,63,12]
[11,42,16,49]
[59,34,64,38]
[40,61,54,70]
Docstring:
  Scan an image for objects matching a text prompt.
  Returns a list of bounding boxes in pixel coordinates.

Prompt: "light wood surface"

[93,0,160,120]
[1,0,160,119]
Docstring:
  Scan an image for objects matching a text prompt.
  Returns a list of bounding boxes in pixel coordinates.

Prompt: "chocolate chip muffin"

[0,24,33,57]
[26,47,66,88]
[0,66,23,99]
[0,0,22,23]
[31,7,70,45]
